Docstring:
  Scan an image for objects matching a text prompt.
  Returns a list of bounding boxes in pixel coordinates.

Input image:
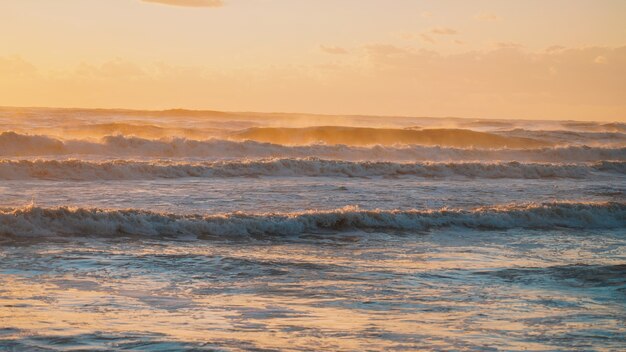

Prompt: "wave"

[229,126,552,148]
[561,122,626,133]
[496,129,626,146]
[60,123,226,140]
[0,132,67,155]
[3,106,624,139]
[0,159,624,180]
[1,132,624,161]
[1,202,623,239]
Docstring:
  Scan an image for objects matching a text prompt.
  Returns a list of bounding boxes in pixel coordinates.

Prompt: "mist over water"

[1,107,625,351]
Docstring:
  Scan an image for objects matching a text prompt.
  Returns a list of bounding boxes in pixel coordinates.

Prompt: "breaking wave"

[60,123,226,140]
[561,122,626,133]
[1,132,625,162]
[229,126,552,148]
[1,202,623,239]
[496,129,626,146]
[0,159,624,180]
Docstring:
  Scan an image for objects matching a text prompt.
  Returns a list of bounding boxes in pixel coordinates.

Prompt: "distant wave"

[229,126,552,148]
[1,132,624,162]
[1,202,623,239]
[561,122,626,133]
[0,159,624,180]
[60,123,226,139]
[496,129,626,146]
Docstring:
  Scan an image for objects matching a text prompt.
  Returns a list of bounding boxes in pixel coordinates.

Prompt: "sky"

[1,0,625,121]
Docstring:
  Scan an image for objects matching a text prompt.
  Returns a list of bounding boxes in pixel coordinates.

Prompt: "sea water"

[0,108,624,351]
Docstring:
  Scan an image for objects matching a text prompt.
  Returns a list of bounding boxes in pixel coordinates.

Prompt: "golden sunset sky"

[1,0,625,120]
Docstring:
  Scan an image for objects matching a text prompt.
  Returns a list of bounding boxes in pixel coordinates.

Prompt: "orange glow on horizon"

[0,0,625,121]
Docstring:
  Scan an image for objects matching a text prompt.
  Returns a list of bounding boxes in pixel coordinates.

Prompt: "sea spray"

[1,132,625,161]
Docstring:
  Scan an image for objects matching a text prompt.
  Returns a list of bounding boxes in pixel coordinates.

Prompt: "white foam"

[0,159,623,180]
[1,202,623,239]
[497,129,626,147]
[1,132,625,162]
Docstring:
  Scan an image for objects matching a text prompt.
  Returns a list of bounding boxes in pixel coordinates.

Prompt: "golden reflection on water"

[1,275,426,350]
[2,232,625,351]
[3,271,618,351]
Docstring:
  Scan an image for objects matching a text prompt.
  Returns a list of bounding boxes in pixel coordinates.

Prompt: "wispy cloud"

[419,11,432,19]
[141,0,223,8]
[417,27,458,44]
[319,45,349,55]
[475,12,500,21]
[76,59,146,78]
[363,44,408,56]
[419,33,435,44]
[429,27,458,35]
[493,41,523,49]
[2,45,625,120]
[0,56,37,76]
[594,55,608,64]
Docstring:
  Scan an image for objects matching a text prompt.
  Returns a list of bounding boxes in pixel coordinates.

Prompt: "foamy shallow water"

[1,108,625,351]
[1,176,624,214]
[1,229,625,351]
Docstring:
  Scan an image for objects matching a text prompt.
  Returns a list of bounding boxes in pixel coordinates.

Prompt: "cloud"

[363,44,409,56]
[2,46,625,120]
[417,27,458,44]
[360,45,626,113]
[419,33,436,44]
[319,45,349,55]
[76,59,146,78]
[493,41,524,50]
[594,55,608,64]
[545,45,566,53]
[141,0,223,7]
[475,12,500,21]
[429,27,458,35]
[419,11,432,18]
[0,56,37,76]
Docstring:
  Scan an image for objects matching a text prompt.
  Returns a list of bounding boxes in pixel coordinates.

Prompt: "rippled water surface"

[2,228,625,351]
[1,176,624,214]
[1,108,625,351]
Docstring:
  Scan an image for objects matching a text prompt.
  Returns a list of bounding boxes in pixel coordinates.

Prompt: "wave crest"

[0,159,624,180]
[230,126,552,148]
[0,132,624,161]
[1,202,624,239]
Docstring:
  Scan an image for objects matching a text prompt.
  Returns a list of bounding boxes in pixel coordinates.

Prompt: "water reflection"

[1,228,625,350]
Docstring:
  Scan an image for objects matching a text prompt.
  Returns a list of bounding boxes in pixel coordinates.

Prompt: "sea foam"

[1,132,625,161]
[1,202,623,239]
[0,159,623,180]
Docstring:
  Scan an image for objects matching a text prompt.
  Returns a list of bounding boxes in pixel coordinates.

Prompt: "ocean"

[0,107,624,351]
